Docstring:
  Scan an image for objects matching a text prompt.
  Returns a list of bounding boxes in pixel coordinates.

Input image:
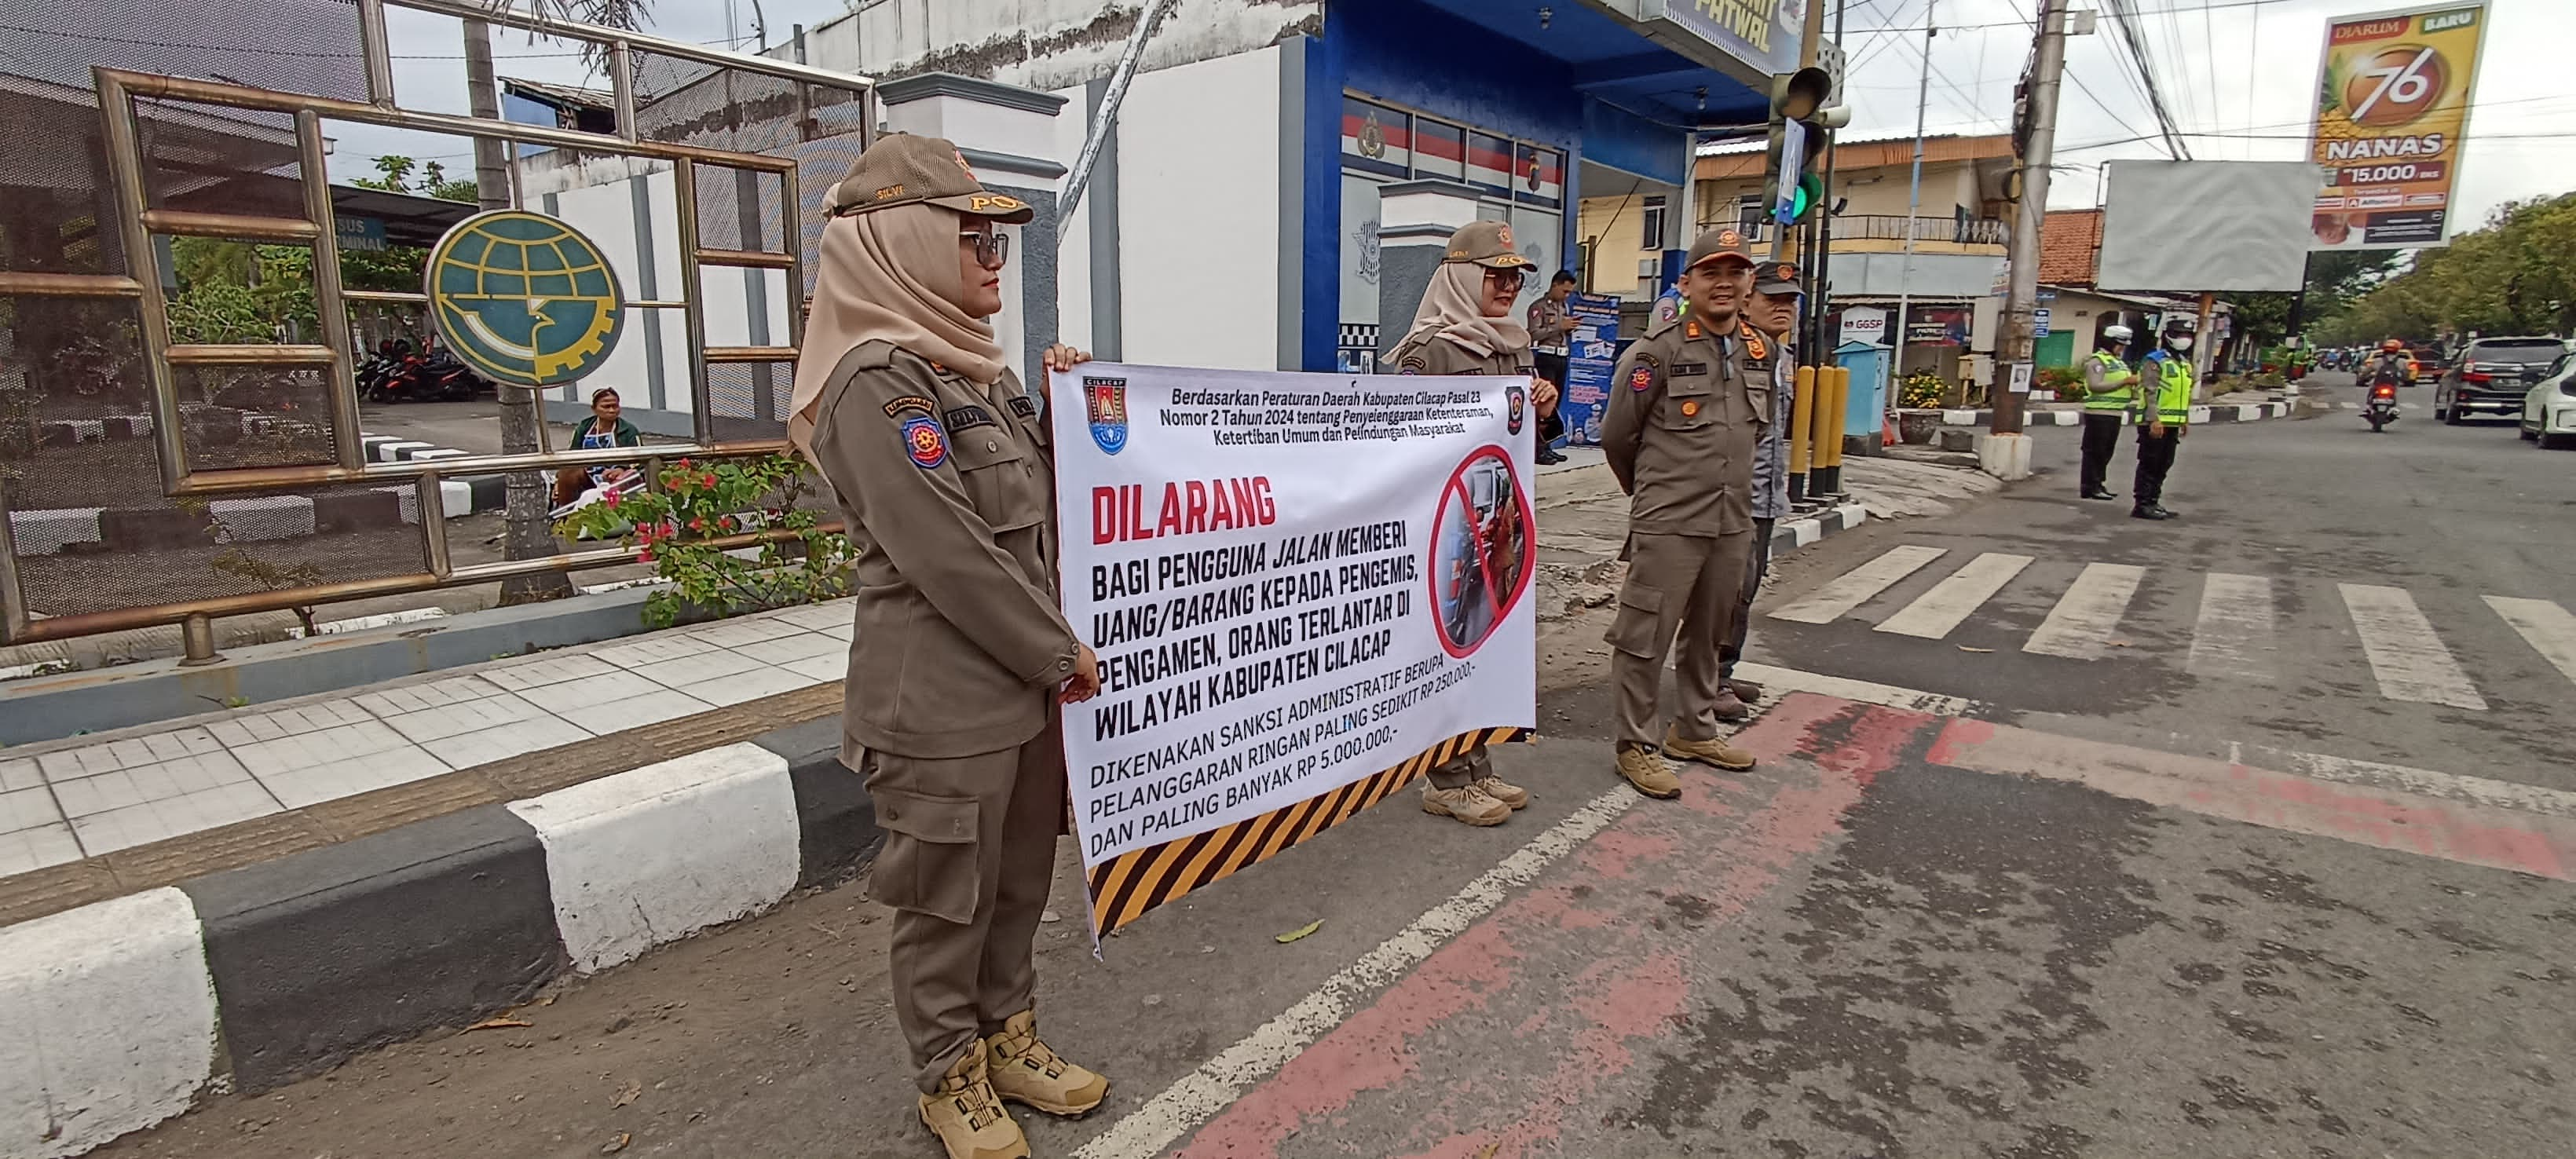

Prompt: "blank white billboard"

[2095,160,2325,293]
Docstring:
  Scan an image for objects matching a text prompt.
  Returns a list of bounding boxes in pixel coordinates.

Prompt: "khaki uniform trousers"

[862,711,1065,1094]
[1610,530,1754,749]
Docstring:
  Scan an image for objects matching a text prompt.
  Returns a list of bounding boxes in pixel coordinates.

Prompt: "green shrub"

[556,455,856,630]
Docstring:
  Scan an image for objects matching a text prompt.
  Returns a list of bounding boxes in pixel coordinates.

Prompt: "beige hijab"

[1383,262,1531,367]
[789,202,1007,455]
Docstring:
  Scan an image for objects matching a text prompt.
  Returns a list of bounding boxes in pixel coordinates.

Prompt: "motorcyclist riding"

[2361,338,2417,388]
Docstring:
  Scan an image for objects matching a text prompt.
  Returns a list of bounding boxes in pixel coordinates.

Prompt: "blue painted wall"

[1295,0,1689,370]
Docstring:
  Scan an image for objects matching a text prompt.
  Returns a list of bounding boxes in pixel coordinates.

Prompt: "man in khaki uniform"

[1597,228,1773,799]
[791,132,1104,1159]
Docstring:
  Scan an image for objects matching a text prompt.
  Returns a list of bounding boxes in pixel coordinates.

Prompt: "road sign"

[2034,308,2052,338]
[1772,119,1808,225]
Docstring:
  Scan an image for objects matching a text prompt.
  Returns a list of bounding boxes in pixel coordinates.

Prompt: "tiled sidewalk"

[0,598,856,877]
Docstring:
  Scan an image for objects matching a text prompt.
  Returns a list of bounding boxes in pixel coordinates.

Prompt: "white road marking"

[1731,661,1988,718]
[1875,552,2033,639]
[2186,572,2277,682]
[1769,544,1948,624]
[1073,789,1640,1159]
[2486,596,2576,689]
[2339,583,2487,711]
[2023,563,2146,660]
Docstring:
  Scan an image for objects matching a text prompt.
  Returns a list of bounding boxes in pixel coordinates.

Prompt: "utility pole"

[1887,0,1934,418]
[1985,0,2069,473]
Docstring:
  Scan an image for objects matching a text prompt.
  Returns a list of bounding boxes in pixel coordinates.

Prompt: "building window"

[1737,199,1765,234]
[1641,195,1667,250]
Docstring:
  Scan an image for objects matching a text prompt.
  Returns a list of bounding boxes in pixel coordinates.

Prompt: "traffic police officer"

[1385,220,1559,826]
[2132,320,2196,521]
[2077,324,2138,501]
[1599,228,1773,799]
[789,132,1105,1159]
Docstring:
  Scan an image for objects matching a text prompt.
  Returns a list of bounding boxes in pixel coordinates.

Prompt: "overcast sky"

[343,0,2571,231]
[1828,0,2573,224]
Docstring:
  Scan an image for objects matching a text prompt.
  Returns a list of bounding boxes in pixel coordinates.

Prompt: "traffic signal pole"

[1988,0,2069,459]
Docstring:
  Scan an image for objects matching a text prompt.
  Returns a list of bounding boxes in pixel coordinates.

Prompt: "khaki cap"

[824,132,1035,225]
[1685,226,1755,272]
[1752,260,1800,295]
[1442,220,1539,271]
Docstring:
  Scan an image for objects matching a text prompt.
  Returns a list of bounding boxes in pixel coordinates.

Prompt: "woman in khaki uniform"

[788,133,1103,1159]
[1383,220,1558,828]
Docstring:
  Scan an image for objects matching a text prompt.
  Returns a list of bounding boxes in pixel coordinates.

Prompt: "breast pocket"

[948,426,1045,532]
[1663,375,1718,430]
[1745,378,1776,430]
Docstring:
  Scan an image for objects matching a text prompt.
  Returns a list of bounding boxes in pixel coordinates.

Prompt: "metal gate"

[0,0,875,651]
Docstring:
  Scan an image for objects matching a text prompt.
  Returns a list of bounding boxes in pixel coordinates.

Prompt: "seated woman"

[556,387,643,505]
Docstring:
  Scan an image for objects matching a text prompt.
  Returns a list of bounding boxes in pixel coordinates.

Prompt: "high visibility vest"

[2083,350,2138,411]
[2142,351,2194,423]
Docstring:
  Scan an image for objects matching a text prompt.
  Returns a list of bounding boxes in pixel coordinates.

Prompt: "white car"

[2522,349,2576,449]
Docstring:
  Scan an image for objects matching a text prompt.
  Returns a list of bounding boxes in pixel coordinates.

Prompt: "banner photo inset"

[2307,2,2489,250]
[1049,364,1539,935]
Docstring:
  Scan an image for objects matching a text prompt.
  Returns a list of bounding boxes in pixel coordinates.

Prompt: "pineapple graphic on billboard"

[2307,3,2488,250]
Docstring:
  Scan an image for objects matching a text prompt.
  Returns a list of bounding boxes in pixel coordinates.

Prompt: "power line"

[2102,0,2190,159]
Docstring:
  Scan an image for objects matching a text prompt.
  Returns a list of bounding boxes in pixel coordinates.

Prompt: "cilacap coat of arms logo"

[426,210,625,387]
[1085,375,1129,455]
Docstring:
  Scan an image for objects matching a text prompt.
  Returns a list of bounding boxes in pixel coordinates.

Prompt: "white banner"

[1049,364,1539,879]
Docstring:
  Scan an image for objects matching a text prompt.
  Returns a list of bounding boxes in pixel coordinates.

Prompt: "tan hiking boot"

[1711,690,1751,722]
[985,1010,1108,1117]
[1663,728,1756,772]
[919,1040,1028,1159]
[1614,745,1682,799]
[1473,775,1531,810]
[1422,783,1512,826]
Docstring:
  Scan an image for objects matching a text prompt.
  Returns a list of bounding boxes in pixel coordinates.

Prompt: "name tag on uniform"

[1672,363,1709,377]
[944,404,997,431]
[1005,397,1037,419]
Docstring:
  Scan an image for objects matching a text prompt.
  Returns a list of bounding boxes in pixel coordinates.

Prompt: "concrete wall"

[1114,46,1284,371]
[792,0,1321,93]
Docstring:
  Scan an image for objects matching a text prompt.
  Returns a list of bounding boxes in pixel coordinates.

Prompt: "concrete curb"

[1769,503,1869,554]
[1916,400,2293,428]
[2,723,874,1157]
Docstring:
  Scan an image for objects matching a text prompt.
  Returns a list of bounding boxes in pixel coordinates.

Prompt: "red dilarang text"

[1092,477,1278,544]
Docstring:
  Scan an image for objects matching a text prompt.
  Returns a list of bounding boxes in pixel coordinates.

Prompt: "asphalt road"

[96,374,2576,1159]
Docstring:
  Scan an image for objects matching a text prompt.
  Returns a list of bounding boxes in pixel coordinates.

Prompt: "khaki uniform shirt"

[1396,331,1535,379]
[805,340,1080,759]
[1600,315,1776,536]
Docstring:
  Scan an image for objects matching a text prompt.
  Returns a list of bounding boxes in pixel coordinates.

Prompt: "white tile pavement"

[0,598,860,878]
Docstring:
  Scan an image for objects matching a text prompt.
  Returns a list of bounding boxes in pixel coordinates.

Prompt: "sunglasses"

[960,229,1011,269]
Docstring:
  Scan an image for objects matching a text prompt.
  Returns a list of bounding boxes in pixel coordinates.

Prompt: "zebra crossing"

[1773,545,2576,711]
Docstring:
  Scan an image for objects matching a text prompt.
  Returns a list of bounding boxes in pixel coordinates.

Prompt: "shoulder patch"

[901,415,949,469]
[1629,364,1656,393]
[881,393,937,419]
[1743,331,1769,360]
[1685,320,1702,340]
[944,404,997,431]
[1399,355,1427,375]
[1005,396,1037,419]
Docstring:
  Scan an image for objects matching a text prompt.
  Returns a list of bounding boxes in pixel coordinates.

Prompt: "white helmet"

[2102,324,2133,343]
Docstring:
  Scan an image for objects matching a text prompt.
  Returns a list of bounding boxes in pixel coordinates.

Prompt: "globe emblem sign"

[425,211,626,387]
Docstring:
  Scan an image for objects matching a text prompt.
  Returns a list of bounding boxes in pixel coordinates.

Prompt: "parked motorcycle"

[356,338,422,404]
[414,342,488,401]
[2365,380,2400,432]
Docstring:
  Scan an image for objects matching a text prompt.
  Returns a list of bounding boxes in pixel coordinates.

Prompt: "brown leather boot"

[1614,744,1682,799]
[918,1040,1028,1159]
[985,1011,1108,1117]
[1663,727,1756,772]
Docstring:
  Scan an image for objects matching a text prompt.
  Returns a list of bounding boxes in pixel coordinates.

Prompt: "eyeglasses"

[961,229,1011,269]
[1485,268,1527,290]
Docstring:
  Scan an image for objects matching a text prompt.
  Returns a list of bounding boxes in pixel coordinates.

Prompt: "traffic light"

[1764,67,1850,226]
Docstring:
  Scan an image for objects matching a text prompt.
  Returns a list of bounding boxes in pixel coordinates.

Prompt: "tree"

[463,1,652,606]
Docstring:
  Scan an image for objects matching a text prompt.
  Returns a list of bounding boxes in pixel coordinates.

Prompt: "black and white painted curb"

[0,721,873,1158]
[1769,502,1870,554]
[1919,400,2294,427]
[9,430,506,558]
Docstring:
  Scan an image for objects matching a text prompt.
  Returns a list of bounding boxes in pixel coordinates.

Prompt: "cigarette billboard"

[2307,2,2488,250]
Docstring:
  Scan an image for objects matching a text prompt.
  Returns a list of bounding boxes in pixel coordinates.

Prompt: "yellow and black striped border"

[1085,725,1533,934]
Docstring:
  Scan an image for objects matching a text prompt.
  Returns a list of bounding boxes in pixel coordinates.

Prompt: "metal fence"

[0,0,876,653]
